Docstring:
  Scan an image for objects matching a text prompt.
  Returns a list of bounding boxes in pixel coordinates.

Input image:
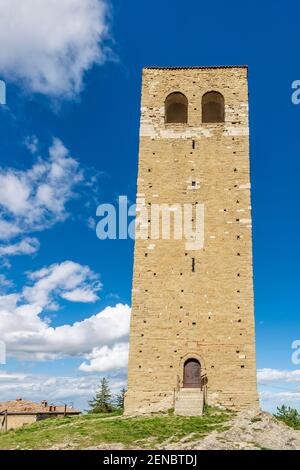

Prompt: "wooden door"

[183,359,201,388]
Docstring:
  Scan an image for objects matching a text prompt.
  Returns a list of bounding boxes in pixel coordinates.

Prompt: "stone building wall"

[125,66,258,414]
[4,414,37,430]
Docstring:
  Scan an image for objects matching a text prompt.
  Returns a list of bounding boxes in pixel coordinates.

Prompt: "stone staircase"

[174,388,204,416]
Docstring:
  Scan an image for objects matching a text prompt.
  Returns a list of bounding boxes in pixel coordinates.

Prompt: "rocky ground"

[86,408,300,451]
[159,408,300,450]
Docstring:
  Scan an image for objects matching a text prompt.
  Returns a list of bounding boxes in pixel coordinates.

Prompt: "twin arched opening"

[165,90,225,124]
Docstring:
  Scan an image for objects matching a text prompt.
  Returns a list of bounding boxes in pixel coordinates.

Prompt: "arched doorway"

[183,358,201,388]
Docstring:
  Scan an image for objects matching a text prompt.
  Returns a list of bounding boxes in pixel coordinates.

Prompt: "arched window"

[165,92,188,123]
[183,358,201,388]
[202,91,225,123]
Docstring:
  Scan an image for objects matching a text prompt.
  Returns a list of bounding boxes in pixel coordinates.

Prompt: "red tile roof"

[143,65,248,70]
[0,399,80,414]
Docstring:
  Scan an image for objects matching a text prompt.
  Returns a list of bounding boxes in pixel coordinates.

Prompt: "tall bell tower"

[125,66,258,415]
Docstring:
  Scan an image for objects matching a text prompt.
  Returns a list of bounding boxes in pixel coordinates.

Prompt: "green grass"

[0,407,233,450]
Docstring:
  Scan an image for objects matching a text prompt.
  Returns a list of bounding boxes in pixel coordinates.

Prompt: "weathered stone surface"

[160,409,300,450]
[174,389,203,416]
[125,66,258,415]
[85,410,300,450]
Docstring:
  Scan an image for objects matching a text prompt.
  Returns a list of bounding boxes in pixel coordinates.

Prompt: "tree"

[88,378,113,414]
[115,387,127,410]
[275,405,300,429]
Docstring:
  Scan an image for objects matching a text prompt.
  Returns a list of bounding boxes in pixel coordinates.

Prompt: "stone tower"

[125,66,258,415]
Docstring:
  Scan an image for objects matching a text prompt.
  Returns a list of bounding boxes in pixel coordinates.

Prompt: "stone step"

[174,387,204,416]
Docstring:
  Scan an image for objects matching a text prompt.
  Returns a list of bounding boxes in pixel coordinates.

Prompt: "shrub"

[275,405,300,430]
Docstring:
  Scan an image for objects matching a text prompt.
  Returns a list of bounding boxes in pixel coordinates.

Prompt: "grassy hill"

[3,406,300,450]
[0,407,232,450]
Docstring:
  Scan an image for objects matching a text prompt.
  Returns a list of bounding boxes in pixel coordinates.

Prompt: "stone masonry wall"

[4,414,36,430]
[125,66,259,415]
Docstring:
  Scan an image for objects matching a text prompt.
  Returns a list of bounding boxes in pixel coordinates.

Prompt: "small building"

[0,398,81,431]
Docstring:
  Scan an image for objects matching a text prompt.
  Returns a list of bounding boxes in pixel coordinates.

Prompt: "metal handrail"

[0,410,8,432]
[201,374,208,404]
[176,374,181,392]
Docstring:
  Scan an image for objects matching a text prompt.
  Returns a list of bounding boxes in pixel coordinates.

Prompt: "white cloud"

[23,260,102,309]
[61,288,99,303]
[258,368,300,383]
[0,219,21,241]
[79,342,129,372]
[257,368,300,412]
[0,138,83,249]
[87,216,96,230]
[0,237,40,257]
[3,303,131,361]
[0,371,127,410]
[24,135,39,155]
[0,274,13,292]
[259,388,300,413]
[0,0,110,97]
[260,389,300,401]
[0,260,130,363]
[0,173,30,214]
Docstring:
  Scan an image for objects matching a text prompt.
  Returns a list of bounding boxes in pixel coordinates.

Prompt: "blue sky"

[0,0,300,412]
